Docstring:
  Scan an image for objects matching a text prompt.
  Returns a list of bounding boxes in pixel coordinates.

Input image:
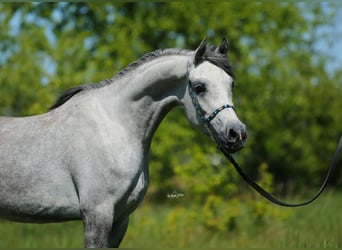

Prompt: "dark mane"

[49,48,190,110]
[49,44,234,110]
[115,48,190,80]
[49,78,113,110]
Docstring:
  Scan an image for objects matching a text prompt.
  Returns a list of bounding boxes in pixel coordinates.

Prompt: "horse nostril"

[228,127,247,142]
[228,128,239,142]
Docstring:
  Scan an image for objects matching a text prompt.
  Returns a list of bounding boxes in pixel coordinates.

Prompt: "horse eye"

[193,83,206,95]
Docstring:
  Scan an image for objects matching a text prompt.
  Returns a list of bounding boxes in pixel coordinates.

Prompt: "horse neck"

[100,54,190,148]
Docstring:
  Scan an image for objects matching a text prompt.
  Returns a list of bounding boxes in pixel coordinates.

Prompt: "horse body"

[0,40,246,247]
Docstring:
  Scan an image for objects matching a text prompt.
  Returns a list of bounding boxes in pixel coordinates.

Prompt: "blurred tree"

[0,3,341,230]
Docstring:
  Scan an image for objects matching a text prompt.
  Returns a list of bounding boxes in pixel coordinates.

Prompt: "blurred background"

[0,2,341,247]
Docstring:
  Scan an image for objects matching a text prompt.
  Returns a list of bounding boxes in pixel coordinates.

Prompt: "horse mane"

[49,43,234,110]
[49,79,113,110]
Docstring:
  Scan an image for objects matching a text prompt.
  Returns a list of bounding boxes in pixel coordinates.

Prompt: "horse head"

[183,38,247,153]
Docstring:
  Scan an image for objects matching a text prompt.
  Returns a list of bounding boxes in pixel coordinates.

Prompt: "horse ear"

[194,38,207,63]
[216,38,229,56]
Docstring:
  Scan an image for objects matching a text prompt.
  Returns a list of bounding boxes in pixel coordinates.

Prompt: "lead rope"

[219,135,342,207]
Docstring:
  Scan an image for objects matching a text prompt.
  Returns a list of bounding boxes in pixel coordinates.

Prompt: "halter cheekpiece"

[188,80,235,124]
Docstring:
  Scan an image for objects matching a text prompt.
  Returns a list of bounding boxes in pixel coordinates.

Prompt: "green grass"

[0,190,341,248]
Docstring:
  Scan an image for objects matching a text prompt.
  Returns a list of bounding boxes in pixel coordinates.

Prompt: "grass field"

[0,190,341,248]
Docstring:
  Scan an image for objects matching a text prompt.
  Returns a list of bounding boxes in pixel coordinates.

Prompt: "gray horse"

[0,39,246,247]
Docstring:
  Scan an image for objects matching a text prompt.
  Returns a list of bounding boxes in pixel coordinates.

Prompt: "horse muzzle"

[216,124,247,154]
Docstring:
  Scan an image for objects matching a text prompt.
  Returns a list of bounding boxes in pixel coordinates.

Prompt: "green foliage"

[0,2,341,233]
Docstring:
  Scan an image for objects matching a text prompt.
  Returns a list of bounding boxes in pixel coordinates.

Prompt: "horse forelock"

[201,44,235,79]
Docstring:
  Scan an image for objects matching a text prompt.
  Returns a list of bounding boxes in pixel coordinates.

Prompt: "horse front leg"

[108,217,129,247]
[82,204,115,248]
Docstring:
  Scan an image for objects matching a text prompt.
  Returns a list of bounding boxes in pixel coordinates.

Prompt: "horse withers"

[0,39,246,247]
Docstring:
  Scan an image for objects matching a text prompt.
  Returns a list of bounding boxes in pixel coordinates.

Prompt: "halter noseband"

[188,80,235,124]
